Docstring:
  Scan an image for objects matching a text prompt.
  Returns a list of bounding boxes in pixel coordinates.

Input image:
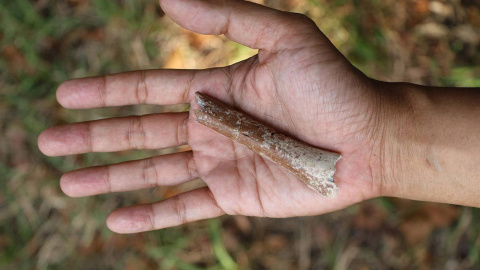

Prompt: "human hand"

[38,0,389,233]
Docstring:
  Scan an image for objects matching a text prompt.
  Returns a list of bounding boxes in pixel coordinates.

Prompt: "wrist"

[372,81,429,198]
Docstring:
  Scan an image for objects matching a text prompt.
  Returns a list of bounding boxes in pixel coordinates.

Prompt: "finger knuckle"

[103,166,112,193]
[147,204,157,230]
[127,116,147,150]
[186,152,198,179]
[176,114,189,144]
[135,70,148,104]
[173,195,188,225]
[142,157,158,188]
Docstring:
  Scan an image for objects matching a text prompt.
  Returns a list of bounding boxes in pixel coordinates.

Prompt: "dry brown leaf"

[399,203,459,244]
[399,216,434,245]
[421,203,459,227]
[233,216,251,234]
[415,0,430,15]
[265,234,288,251]
[185,31,214,50]
[353,201,386,231]
[1,45,34,75]
[163,48,186,69]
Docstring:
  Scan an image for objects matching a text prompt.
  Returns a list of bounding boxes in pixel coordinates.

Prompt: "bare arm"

[379,82,480,207]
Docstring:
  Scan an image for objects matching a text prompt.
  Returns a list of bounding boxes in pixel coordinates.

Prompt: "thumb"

[159,0,319,51]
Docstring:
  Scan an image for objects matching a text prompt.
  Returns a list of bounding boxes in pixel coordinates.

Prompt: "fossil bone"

[194,92,341,198]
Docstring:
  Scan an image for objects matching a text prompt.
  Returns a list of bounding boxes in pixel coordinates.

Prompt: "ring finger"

[60,151,198,197]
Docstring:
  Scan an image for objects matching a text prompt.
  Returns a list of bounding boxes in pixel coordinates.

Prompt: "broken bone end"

[305,154,341,197]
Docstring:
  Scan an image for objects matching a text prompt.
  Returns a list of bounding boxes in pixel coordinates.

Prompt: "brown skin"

[37,0,480,233]
[378,82,480,207]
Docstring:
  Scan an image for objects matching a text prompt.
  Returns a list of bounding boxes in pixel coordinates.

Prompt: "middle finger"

[39,112,189,156]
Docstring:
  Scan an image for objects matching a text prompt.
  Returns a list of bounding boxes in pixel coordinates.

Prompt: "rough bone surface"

[194,92,341,197]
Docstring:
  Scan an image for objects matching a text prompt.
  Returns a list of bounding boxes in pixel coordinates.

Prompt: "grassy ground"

[1,0,480,269]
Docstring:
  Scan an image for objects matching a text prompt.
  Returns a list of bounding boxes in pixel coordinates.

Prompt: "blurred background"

[1,0,480,269]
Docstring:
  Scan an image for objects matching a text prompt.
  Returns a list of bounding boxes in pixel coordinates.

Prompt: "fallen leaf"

[265,234,288,251]
[1,44,34,75]
[353,201,386,231]
[399,203,459,244]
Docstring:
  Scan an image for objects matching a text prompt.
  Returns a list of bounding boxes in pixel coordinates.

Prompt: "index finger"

[56,68,227,109]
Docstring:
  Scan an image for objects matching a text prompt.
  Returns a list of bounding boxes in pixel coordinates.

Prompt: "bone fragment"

[194,92,341,198]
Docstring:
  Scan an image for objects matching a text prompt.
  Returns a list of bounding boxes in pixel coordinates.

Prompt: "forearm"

[379,81,480,207]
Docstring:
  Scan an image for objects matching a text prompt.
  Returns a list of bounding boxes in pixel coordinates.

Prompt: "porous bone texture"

[194,92,341,197]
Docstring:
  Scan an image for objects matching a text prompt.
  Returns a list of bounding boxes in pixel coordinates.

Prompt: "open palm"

[39,0,385,233]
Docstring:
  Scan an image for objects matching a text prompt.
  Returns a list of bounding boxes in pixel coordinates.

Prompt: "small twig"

[194,92,341,197]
